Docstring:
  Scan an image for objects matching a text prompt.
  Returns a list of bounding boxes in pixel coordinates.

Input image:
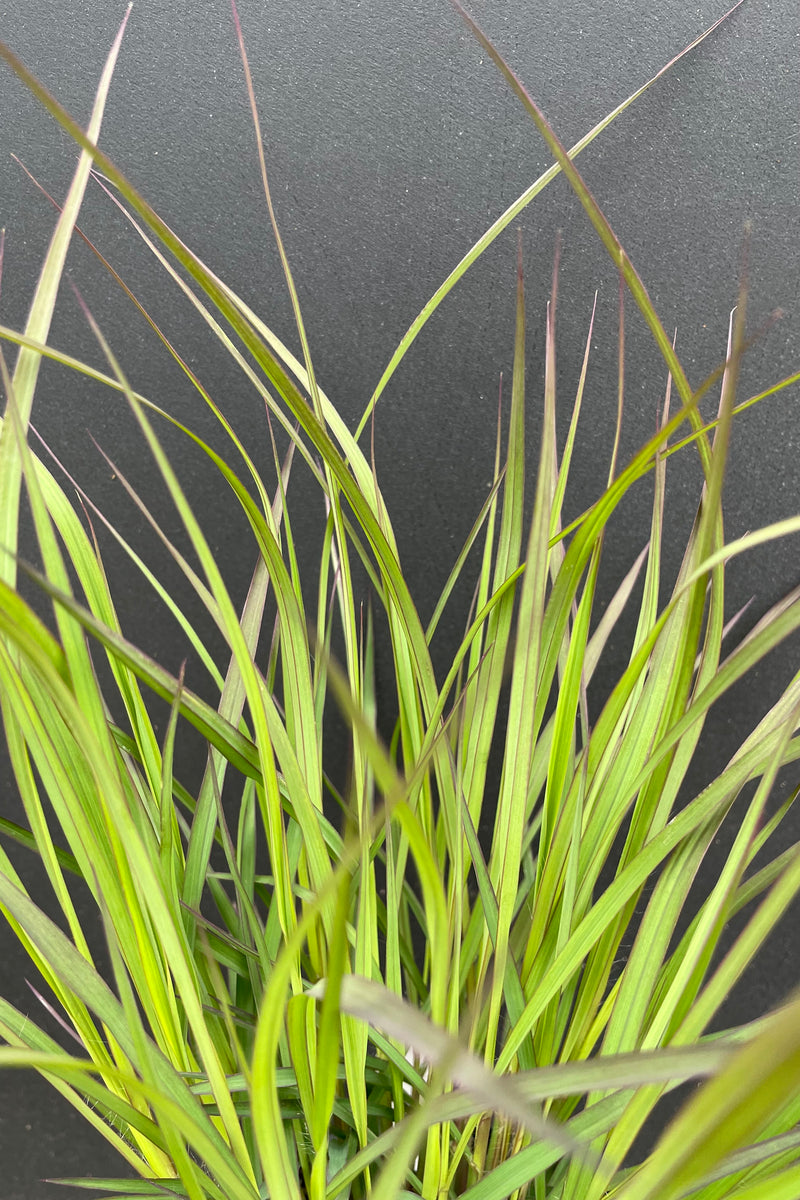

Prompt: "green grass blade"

[0,6,130,587]
[612,992,800,1200]
[354,1,744,439]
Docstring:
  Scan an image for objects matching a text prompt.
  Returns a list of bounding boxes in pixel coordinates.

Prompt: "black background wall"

[0,0,798,1195]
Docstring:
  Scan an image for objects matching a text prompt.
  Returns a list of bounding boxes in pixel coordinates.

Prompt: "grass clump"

[1,3,800,1199]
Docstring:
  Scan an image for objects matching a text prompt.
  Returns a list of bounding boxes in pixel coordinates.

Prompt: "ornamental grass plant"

[1,2,799,1198]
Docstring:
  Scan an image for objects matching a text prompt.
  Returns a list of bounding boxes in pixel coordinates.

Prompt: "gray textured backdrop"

[0,0,798,1195]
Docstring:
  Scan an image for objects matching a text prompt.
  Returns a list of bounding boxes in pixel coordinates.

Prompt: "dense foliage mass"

[1,4,800,1199]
